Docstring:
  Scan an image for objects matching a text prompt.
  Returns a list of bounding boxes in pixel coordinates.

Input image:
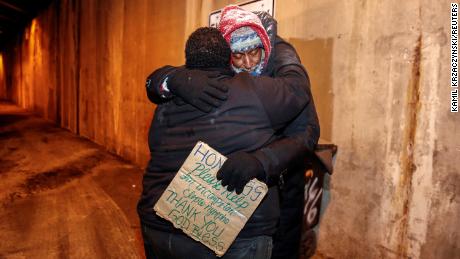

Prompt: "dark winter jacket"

[137,66,309,237]
[140,13,319,244]
[253,12,320,181]
[255,13,321,259]
[145,36,320,186]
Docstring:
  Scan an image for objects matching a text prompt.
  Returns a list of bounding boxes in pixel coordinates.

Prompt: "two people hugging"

[138,5,319,259]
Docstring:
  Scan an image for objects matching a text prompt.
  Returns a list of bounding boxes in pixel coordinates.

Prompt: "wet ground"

[0,103,145,258]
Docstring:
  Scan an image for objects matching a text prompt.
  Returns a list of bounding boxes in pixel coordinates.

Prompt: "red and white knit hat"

[218,5,272,66]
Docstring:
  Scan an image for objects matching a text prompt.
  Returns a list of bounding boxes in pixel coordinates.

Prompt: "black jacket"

[138,67,309,237]
[145,36,320,186]
[255,14,321,258]
[255,12,320,181]
[141,14,320,242]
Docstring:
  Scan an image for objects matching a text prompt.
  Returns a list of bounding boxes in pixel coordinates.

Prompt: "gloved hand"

[168,68,229,112]
[216,152,266,194]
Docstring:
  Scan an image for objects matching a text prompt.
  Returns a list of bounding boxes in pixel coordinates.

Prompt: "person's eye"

[249,49,259,56]
[232,53,243,59]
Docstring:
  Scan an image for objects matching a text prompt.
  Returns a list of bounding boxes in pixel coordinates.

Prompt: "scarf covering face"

[231,49,266,76]
[218,5,272,75]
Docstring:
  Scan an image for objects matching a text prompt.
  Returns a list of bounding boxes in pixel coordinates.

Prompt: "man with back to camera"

[143,5,320,259]
[138,26,309,258]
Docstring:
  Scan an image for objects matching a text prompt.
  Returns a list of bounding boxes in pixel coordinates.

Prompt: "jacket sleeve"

[246,65,309,130]
[252,37,320,186]
[145,65,180,104]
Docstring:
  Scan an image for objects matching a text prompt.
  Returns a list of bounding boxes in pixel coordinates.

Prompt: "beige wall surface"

[275,0,459,258]
[1,0,459,258]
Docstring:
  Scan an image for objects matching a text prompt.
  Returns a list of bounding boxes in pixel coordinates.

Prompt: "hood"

[253,11,277,76]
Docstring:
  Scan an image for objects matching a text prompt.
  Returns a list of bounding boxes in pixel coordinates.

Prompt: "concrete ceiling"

[0,0,52,49]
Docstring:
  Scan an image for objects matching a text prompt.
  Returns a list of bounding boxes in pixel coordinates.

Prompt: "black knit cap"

[185,27,231,69]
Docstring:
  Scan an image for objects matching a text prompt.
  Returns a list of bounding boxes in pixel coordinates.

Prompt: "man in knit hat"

[144,5,320,259]
[218,5,272,76]
[139,26,308,259]
[217,7,320,259]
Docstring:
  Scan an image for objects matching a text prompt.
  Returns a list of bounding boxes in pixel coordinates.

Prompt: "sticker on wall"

[209,0,275,28]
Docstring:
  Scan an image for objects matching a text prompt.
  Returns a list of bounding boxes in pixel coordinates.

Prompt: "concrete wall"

[0,0,187,166]
[0,0,458,258]
[0,53,6,101]
[274,0,459,258]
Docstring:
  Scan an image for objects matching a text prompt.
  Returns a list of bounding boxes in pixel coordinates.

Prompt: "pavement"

[0,102,145,258]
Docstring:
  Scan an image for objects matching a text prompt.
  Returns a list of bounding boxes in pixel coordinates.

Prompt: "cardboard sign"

[154,141,268,256]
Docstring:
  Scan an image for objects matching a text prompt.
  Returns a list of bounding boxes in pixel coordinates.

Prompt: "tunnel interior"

[0,0,459,259]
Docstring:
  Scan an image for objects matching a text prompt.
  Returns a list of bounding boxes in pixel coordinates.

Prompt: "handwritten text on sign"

[154,141,268,256]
